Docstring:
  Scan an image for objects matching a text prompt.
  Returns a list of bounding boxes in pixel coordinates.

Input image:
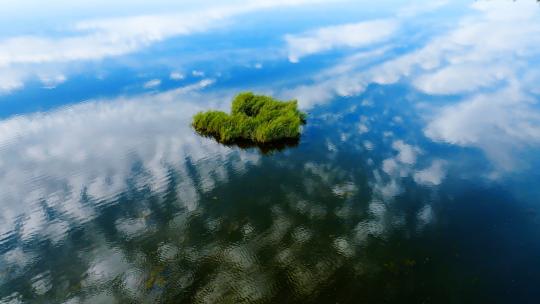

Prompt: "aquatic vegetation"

[192,92,307,144]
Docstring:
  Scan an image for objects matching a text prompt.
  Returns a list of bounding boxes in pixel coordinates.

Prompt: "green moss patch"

[192,92,307,144]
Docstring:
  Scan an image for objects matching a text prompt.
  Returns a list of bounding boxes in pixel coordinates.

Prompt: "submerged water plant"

[192,92,307,144]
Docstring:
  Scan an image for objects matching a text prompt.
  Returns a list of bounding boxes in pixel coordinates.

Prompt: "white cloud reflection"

[284,0,453,63]
[0,0,330,93]
[143,79,161,89]
[281,1,540,173]
[425,85,540,172]
[414,160,446,186]
[0,0,327,68]
[0,79,259,244]
[285,19,398,63]
[284,1,540,99]
[3,1,539,302]
[169,72,185,80]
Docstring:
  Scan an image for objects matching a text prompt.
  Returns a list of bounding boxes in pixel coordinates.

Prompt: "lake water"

[1,1,540,303]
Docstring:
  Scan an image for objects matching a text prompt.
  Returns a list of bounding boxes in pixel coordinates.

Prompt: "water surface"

[1,1,540,303]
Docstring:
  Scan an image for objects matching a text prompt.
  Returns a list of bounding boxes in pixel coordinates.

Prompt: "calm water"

[1,1,540,303]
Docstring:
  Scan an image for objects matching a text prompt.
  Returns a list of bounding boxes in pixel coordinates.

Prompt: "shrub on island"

[192,92,306,144]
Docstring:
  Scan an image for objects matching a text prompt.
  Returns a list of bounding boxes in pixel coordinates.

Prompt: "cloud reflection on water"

[281,1,540,172]
[0,79,259,243]
[0,0,331,94]
[1,1,540,302]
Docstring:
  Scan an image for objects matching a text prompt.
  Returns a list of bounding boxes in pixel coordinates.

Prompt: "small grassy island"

[192,92,307,145]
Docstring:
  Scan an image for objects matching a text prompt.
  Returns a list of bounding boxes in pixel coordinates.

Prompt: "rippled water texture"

[1,1,540,303]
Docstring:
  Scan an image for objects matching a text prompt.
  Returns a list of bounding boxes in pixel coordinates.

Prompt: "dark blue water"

[1,1,540,303]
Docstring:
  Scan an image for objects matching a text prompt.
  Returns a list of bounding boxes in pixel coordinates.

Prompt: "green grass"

[192,92,307,144]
